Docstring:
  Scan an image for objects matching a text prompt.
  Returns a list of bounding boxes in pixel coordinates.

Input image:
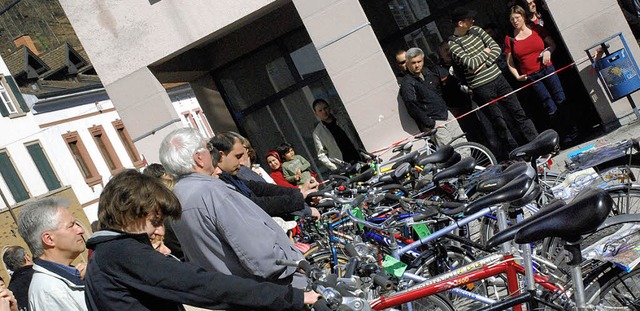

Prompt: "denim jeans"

[527,64,565,116]
[473,75,539,154]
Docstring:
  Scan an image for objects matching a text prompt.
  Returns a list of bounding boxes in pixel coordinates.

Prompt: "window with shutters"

[0,75,29,117]
[0,149,30,203]
[89,125,123,174]
[112,120,144,169]
[63,131,102,187]
[25,141,62,191]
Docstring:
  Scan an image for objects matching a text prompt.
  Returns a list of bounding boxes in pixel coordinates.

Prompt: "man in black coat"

[618,0,640,42]
[2,246,34,311]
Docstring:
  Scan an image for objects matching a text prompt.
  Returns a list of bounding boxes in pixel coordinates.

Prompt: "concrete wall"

[547,0,640,127]
[292,0,419,156]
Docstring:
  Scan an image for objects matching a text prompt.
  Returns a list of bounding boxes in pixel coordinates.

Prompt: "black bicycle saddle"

[416,144,454,167]
[464,174,534,215]
[433,157,476,183]
[509,129,559,161]
[477,162,535,194]
[515,188,612,244]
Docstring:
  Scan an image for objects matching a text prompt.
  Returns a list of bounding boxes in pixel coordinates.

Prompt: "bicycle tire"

[584,263,640,308]
[399,293,456,311]
[452,142,498,169]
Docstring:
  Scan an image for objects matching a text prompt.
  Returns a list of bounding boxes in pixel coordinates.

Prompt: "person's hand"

[483,47,491,54]
[76,262,87,280]
[473,63,486,74]
[303,290,321,305]
[295,169,302,182]
[310,207,321,220]
[299,178,319,198]
[516,74,528,82]
[541,50,551,65]
[0,289,17,311]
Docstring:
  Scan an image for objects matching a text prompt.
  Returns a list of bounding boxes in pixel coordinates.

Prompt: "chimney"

[14,35,39,55]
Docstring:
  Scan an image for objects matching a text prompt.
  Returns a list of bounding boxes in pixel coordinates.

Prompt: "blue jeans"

[527,64,565,116]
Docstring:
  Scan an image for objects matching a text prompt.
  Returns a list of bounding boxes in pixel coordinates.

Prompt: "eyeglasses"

[206,142,215,152]
[397,60,406,65]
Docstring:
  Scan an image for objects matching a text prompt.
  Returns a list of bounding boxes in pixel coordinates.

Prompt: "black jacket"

[220,171,308,220]
[85,230,303,311]
[399,71,449,129]
[619,0,640,38]
[8,265,34,311]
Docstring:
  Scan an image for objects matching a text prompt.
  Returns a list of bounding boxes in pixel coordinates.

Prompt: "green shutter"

[0,100,8,117]
[26,143,61,191]
[0,152,30,202]
[5,76,29,113]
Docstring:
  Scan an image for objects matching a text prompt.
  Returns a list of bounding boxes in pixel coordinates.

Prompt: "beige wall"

[547,0,640,127]
[292,0,419,156]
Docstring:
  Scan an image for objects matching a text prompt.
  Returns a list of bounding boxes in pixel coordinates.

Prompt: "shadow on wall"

[397,93,421,135]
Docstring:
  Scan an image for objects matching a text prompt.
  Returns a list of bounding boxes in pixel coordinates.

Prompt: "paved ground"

[549,117,640,172]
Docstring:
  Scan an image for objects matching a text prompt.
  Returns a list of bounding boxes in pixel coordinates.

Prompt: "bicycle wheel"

[607,185,640,214]
[305,249,350,276]
[400,293,456,311]
[452,142,497,169]
[584,263,640,308]
[411,245,494,310]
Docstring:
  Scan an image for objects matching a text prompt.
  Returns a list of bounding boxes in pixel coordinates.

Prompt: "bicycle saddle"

[433,157,476,183]
[477,162,535,193]
[509,129,559,161]
[485,199,565,249]
[515,188,612,244]
[391,151,420,169]
[414,128,438,140]
[416,144,455,167]
[464,174,533,215]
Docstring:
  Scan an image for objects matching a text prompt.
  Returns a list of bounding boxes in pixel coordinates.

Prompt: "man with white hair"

[17,197,87,311]
[159,128,306,288]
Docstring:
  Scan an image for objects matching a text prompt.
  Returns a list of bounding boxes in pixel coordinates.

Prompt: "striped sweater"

[448,26,502,89]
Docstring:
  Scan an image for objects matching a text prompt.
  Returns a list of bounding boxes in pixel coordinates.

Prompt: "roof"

[39,42,90,79]
[3,46,50,80]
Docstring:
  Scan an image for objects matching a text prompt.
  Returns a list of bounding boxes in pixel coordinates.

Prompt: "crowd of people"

[0,1,594,310]
[397,0,580,160]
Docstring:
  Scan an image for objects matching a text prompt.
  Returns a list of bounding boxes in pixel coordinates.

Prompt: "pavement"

[549,116,640,172]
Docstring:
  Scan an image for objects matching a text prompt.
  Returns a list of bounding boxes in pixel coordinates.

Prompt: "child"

[276,143,316,186]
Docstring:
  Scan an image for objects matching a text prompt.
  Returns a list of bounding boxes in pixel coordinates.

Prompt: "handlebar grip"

[316,200,336,209]
[344,243,359,258]
[347,167,375,184]
[439,201,465,209]
[298,260,313,274]
[351,195,367,208]
[312,298,332,311]
[379,183,411,195]
[373,273,394,292]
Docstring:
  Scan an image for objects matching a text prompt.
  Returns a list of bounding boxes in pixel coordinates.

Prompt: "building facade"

[56,0,640,172]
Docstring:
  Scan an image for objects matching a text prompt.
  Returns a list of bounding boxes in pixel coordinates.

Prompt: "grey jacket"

[171,173,304,286]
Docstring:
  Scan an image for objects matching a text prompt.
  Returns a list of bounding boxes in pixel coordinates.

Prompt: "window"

[183,112,198,129]
[89,125,123,173]
[63,131,101,186]
[0,79,17,114]
[0,150,30,203]
[112,120,144,169]
[194,109,213,137]
[0,75,30,117]
[25,141,61,191]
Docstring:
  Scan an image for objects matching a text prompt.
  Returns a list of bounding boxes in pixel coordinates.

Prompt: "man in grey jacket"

[312,99,362,171]
[159,128,306,288]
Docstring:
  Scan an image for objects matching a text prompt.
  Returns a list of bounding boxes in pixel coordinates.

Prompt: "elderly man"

[210,131,319,220]
[2,246,34,311]
[400,47,467,147]
[17,198,87,311]
[159,128,306,288]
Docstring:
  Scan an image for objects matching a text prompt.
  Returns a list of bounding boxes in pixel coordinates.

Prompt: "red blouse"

[269,170,298,188]
[504,25,551,75]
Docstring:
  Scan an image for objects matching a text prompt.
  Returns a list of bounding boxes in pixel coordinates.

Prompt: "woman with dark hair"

[265,150,297,188]
[505,5,578,146]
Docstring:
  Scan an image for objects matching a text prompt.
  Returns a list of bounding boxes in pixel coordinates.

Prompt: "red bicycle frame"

[370,254,563,310]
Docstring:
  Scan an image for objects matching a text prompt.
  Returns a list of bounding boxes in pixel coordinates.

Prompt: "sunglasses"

[398,60,406,65]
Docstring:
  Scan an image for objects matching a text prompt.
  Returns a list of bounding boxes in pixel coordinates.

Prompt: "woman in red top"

[505,5,578,145]
[265,151,298,188]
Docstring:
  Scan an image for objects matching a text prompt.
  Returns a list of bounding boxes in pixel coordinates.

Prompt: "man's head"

[313,99,335,123]
[209,131,245,175]
[451,7,476,30]
[17,197,85,264]
[2,246,31,271]
[405,47,425,76]
[438,42,452,65]
[99,169,181,238]
[159,128,216,178]
[395,50,407,74]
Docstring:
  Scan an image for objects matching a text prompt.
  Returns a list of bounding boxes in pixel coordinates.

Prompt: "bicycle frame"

[369,253,563,311]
